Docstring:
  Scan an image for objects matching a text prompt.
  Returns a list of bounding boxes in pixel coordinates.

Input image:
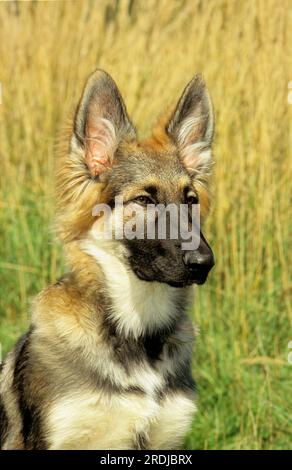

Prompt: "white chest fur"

[46,388,196,449]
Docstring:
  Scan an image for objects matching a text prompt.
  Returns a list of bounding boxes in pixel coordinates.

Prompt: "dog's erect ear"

[166,74,214,177]
[73,70,135,177]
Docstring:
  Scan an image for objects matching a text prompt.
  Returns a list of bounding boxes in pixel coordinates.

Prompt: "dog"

[0,70,214,450]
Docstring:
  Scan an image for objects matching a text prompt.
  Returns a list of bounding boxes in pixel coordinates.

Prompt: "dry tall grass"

[0,0,291,449]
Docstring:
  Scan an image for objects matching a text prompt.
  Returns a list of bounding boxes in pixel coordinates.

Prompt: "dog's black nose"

[183,232,215,284]
[184,251,214,268]
[183,251,215,284]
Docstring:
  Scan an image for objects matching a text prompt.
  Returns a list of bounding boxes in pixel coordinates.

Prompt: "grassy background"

[0,0,291,449]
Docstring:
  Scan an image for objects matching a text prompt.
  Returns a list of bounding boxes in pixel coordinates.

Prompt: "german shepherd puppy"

[0,70,214,450]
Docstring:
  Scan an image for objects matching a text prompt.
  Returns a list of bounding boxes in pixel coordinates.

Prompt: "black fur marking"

[126,385,145,394]
[102,309,178,370]
[143,329,170,363]
[0,394,8,449]
[134,431,148,450]
[13,329,46,450]
[144,185,158,200]
[164,360,196,394]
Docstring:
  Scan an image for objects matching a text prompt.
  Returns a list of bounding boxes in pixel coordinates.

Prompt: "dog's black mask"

[124,230,214,288]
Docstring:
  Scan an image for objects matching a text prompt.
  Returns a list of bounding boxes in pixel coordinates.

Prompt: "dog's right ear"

[73,70,135,177]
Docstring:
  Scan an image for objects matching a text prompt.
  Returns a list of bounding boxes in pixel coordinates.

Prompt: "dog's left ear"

[73,69,136,177]
[166,74,214,177]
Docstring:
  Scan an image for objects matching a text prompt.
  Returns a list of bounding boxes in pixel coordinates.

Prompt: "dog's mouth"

[131,265,211,288]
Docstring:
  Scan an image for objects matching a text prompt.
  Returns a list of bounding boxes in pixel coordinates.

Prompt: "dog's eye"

[187,194,199,205]
[135,195,154,205]
[135,195,153,205]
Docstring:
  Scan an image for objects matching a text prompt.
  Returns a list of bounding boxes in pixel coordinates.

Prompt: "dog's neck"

[74,234,192,339]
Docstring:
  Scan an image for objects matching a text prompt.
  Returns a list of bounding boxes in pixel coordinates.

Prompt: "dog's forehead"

[113,141,189,185]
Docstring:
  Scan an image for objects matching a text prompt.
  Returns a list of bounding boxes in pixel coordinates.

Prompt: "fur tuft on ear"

[166,74,214,179]
[84,116,117,177]
[73,69,136,177]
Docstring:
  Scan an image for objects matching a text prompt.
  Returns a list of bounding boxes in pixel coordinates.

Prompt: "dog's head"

[57,70,215,287]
